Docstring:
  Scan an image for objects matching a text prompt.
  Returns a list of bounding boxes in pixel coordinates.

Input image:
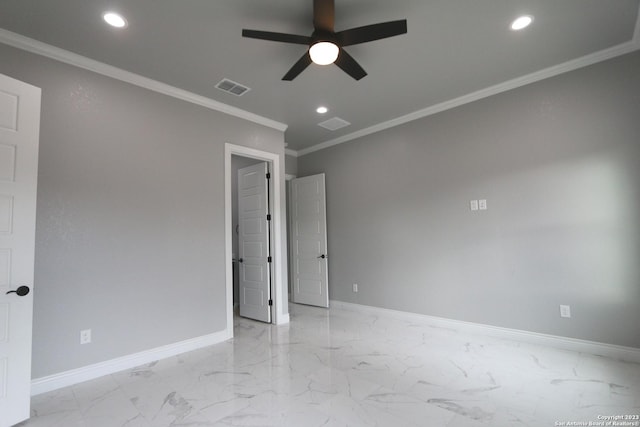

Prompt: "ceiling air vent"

[318,117,351,131]
[215,79,251,96]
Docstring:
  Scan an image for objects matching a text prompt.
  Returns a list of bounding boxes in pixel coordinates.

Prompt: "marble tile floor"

[18,303,640,427]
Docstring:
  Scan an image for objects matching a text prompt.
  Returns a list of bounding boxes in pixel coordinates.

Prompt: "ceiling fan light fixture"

[309,41,339,65]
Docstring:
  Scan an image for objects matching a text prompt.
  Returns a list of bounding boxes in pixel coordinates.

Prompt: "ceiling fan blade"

[313,0,335,32]
[334,49,367,80]
[242,29,311,45]
[337,20,407,46]
[283,52,313,81]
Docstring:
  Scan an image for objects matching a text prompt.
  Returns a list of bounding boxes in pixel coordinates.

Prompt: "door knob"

[6,286,30,296]
[317,254,327,259]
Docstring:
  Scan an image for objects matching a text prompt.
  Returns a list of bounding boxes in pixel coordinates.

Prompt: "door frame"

[285,174,295,301]
[224,143,288,331]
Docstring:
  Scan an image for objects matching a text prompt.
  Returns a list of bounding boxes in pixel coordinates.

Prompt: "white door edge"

[0,73,41,427]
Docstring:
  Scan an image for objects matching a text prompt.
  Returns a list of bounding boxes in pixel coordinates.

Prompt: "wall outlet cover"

[80,329,92,344]
[560,305,571,318]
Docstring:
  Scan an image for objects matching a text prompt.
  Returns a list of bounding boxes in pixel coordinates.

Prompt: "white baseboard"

[31,303,640,396]
[330,300,640,363]
[277,313,290,325]
[31,328,232,396]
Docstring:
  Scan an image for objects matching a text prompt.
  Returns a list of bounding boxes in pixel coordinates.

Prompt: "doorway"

[224,144,288,334]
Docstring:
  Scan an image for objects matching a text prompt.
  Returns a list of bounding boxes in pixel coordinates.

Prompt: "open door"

[0,74,40,426]
[237,162,272,323]
[289,174,329,308]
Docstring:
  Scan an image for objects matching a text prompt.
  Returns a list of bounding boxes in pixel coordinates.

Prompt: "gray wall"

[285,154,298,176]
[0,43,286,378]
[298,51,640,348]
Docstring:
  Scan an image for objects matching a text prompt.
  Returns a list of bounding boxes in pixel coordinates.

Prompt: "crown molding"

[284,148,298,157]
[3,11,638,158]
[297,39,640,157]
[0,29,287,133]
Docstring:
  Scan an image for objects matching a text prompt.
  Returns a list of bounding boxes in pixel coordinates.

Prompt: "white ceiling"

[1,0,639,154]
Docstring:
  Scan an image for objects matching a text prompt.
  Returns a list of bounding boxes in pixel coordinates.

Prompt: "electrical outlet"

[80,329,92,344]
[560,305,571,318]
[470,200,479,211]
[352,283,358,293]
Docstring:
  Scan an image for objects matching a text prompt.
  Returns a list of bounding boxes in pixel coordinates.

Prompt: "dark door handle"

[318,254,327,259]
[238,258,243,263]
[6,286,30,296]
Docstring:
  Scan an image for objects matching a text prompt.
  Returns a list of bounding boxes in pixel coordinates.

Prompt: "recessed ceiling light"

[103,12,127,28]
[511,15,533,31]
[316,106,328,114]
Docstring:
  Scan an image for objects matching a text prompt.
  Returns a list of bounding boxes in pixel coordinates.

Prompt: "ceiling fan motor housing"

[242,0,407,80]
[311,30,338,45]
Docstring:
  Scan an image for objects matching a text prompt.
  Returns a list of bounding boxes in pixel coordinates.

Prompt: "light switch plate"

[470,200,479,211]
[479,199,487,210]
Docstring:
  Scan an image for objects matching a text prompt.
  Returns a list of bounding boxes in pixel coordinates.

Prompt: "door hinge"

[268,299,273,306]
[266,172,271,179]
[267,214,271,221]
[267,256,272,263]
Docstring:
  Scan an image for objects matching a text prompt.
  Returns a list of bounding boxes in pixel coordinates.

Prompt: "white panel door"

[290,174,328,308]
[0,74,40,427]
[238,162,271,323]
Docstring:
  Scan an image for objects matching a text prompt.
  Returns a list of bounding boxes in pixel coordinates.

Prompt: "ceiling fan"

[242,0,407,81]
